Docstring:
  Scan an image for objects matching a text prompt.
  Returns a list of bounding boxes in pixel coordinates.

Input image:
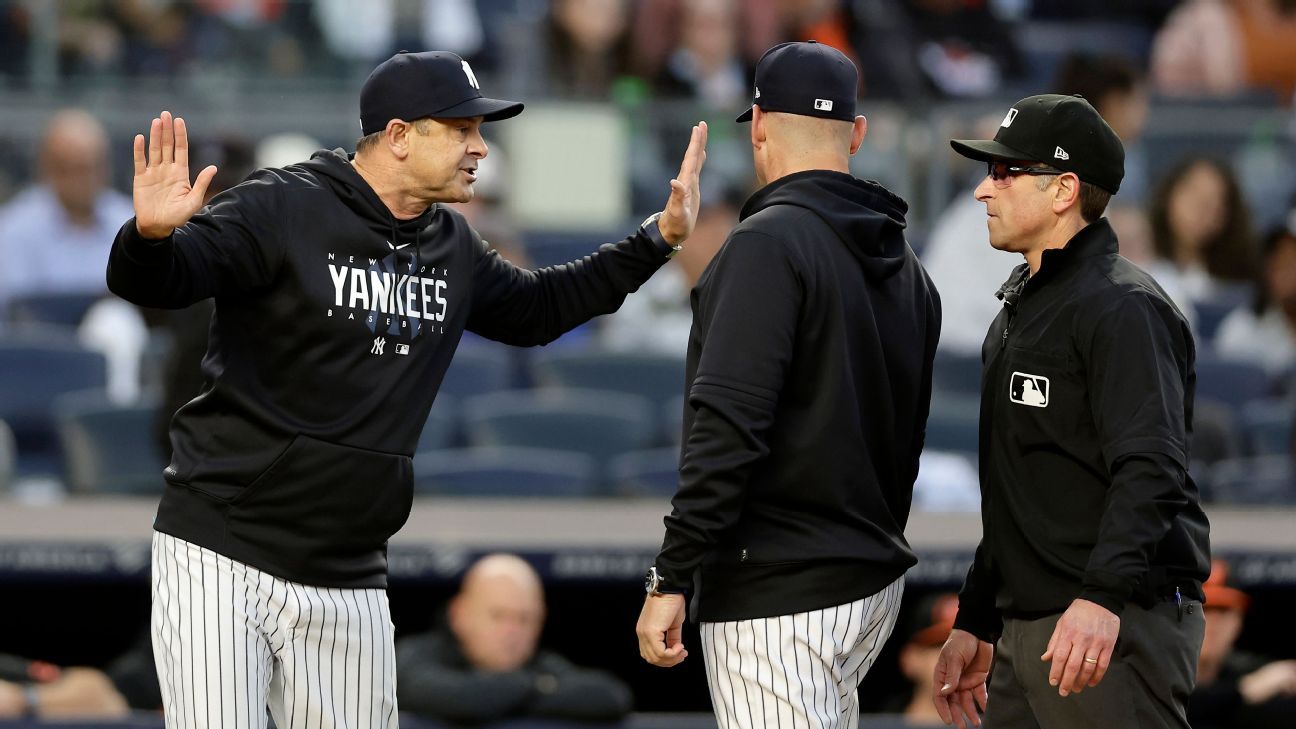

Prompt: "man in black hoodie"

[635,41,941,729]
[109,51,706,728]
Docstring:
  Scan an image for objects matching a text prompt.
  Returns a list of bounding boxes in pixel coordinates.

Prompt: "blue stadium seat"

[54,390,166,494]
[412,447,598,497]
[521,230,619,269]
[532,349,686,407]
[463,389,657,468]
[932,350,982,398]
[923,395,981,459]
[0,335,108,477]
[662,395,686,446]
[416,395,460,453]
[6,292,103,328]
[1240,399,1293,457]
[1209,456,1296,505]
[609,448,680,497]
[438,342,515,399]
[1196,356,1274,414]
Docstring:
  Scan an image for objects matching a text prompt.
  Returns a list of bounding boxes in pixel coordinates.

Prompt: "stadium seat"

[412,447,598,497]
[463,389,657,469]
[6,292,103,328]
[932,350,982,398]
[1195,356,1273,414]
[1209,456,1296,505]
[55,390,166,494]
[520,230,619,269]
[923,395,981,459]
[1240,399,1293,457]
[416,395,460,453]
[662,395,686,445]
[609,448,680,497]
[0,335,108,477]
[532,349,686,407]
[437,341,515,399]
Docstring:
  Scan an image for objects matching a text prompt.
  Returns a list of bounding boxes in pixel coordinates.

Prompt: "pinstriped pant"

[150,531,398,729]
[700,576,904,729]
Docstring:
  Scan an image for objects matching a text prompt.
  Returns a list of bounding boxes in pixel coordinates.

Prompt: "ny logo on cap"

[461,60,479,90]
[1001,108,1018,128]
[1054,146,1070,161]
[814,99,834,111]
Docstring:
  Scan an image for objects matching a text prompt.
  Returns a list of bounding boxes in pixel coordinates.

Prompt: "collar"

[995,218,1118,300]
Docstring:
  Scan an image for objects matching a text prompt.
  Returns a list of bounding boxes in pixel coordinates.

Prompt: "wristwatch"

[640,212,683,259]
[644,565,684,596]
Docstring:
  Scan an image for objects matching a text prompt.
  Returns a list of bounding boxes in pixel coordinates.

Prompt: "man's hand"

[636,593,688,667]
[656,122,708,247]
[1239,660,1296,704]
[933,629,992,729]
[1041,598,1120,696]
[133,110,218,239]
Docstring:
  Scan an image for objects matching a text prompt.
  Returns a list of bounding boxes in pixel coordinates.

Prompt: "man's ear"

[849,115,868,156]
[386,119,413,160]
[751,106,767,149]
[1053,172,1081,215]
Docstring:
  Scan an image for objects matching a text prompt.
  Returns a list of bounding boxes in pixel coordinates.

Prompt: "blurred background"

[0,0,1295,727]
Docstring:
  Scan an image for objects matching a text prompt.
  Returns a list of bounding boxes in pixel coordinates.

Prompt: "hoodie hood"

[740,170,909,279]
[297,148,438,238]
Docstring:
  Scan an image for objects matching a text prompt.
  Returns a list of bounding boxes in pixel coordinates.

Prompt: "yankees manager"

[108,50,707,728]
[933,94,1211,729]
[636,41,941,729]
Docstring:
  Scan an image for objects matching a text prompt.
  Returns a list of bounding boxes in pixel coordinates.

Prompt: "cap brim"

[435,96,525,122]
[736,105,754,123]
[949,138,1032,163]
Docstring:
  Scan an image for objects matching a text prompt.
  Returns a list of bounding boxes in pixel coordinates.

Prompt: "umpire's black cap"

[736,41,858,123]
[950,94,1124,194]
[360,51,524,135]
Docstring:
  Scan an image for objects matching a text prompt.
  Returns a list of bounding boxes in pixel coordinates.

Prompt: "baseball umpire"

[636,41,941,729]
[932,94,1211,729]
[109,50,707,728]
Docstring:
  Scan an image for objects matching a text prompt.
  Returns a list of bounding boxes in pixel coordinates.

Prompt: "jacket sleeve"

[527,651,634,722]
[466,226,671,346]
[953,543,1003,642]
[394,634,534,724]
[654,230,800,588]
[1077,291,1195,614]
[106,171,286,309]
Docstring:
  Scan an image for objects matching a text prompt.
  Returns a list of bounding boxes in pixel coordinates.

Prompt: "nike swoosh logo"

[393,243,411,250]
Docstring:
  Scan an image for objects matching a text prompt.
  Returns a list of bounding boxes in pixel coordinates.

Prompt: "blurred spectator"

[313,0,485,67]
[1051,52,1151,202]
[600,190,740,354]
[0,0,31,80]
[878,592,959,725]
[898,0,1024,98]
[532,0,633,99]
[1152,0,1296,104]
[0,109,133,317]
[629,0,779,82]
[395,554,632,725]
[651,0,749,110]
[1215,212,1296,374]
[0,634,159,719]
[1148,156,1258,303]
[1190,559,1296,728]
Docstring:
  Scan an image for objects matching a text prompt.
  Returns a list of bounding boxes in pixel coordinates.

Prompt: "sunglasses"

[987,160,1059,183]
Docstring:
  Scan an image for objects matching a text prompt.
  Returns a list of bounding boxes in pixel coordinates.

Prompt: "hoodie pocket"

[226,434,413,574]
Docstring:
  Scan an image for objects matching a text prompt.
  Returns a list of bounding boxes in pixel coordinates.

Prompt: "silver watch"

[640,212,682,259]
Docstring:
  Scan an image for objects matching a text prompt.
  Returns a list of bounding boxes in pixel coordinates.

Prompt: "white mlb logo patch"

[814,99,833,111]
[1009,372,1049,408]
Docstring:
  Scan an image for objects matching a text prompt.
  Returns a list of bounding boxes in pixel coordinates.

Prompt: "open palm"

[132,110,218,239]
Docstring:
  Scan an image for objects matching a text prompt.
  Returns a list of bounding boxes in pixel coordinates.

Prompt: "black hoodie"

[107,149,672,588]
[654,170,941,621]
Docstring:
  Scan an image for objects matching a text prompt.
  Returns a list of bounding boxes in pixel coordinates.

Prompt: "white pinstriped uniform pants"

[150,531,398,729]
[700,576,904,729]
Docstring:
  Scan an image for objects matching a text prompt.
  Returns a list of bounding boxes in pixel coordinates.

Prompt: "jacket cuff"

[952,605,1003,644]
[120,218,174,265]
[1080,569,1133,615]
[1077,586,1127,616]
[651,560,692,594]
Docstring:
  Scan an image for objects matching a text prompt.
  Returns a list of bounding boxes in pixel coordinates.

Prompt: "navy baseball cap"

[950,94,1124,194]
[736,41,857,123]
[360,51,524,135]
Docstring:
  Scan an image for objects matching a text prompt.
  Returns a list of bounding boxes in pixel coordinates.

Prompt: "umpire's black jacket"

[654,170,941,622]
[954,219,1210,642]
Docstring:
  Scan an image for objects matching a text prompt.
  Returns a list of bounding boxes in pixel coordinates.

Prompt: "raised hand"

[132,111,218,239]
[656,121,708,247]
